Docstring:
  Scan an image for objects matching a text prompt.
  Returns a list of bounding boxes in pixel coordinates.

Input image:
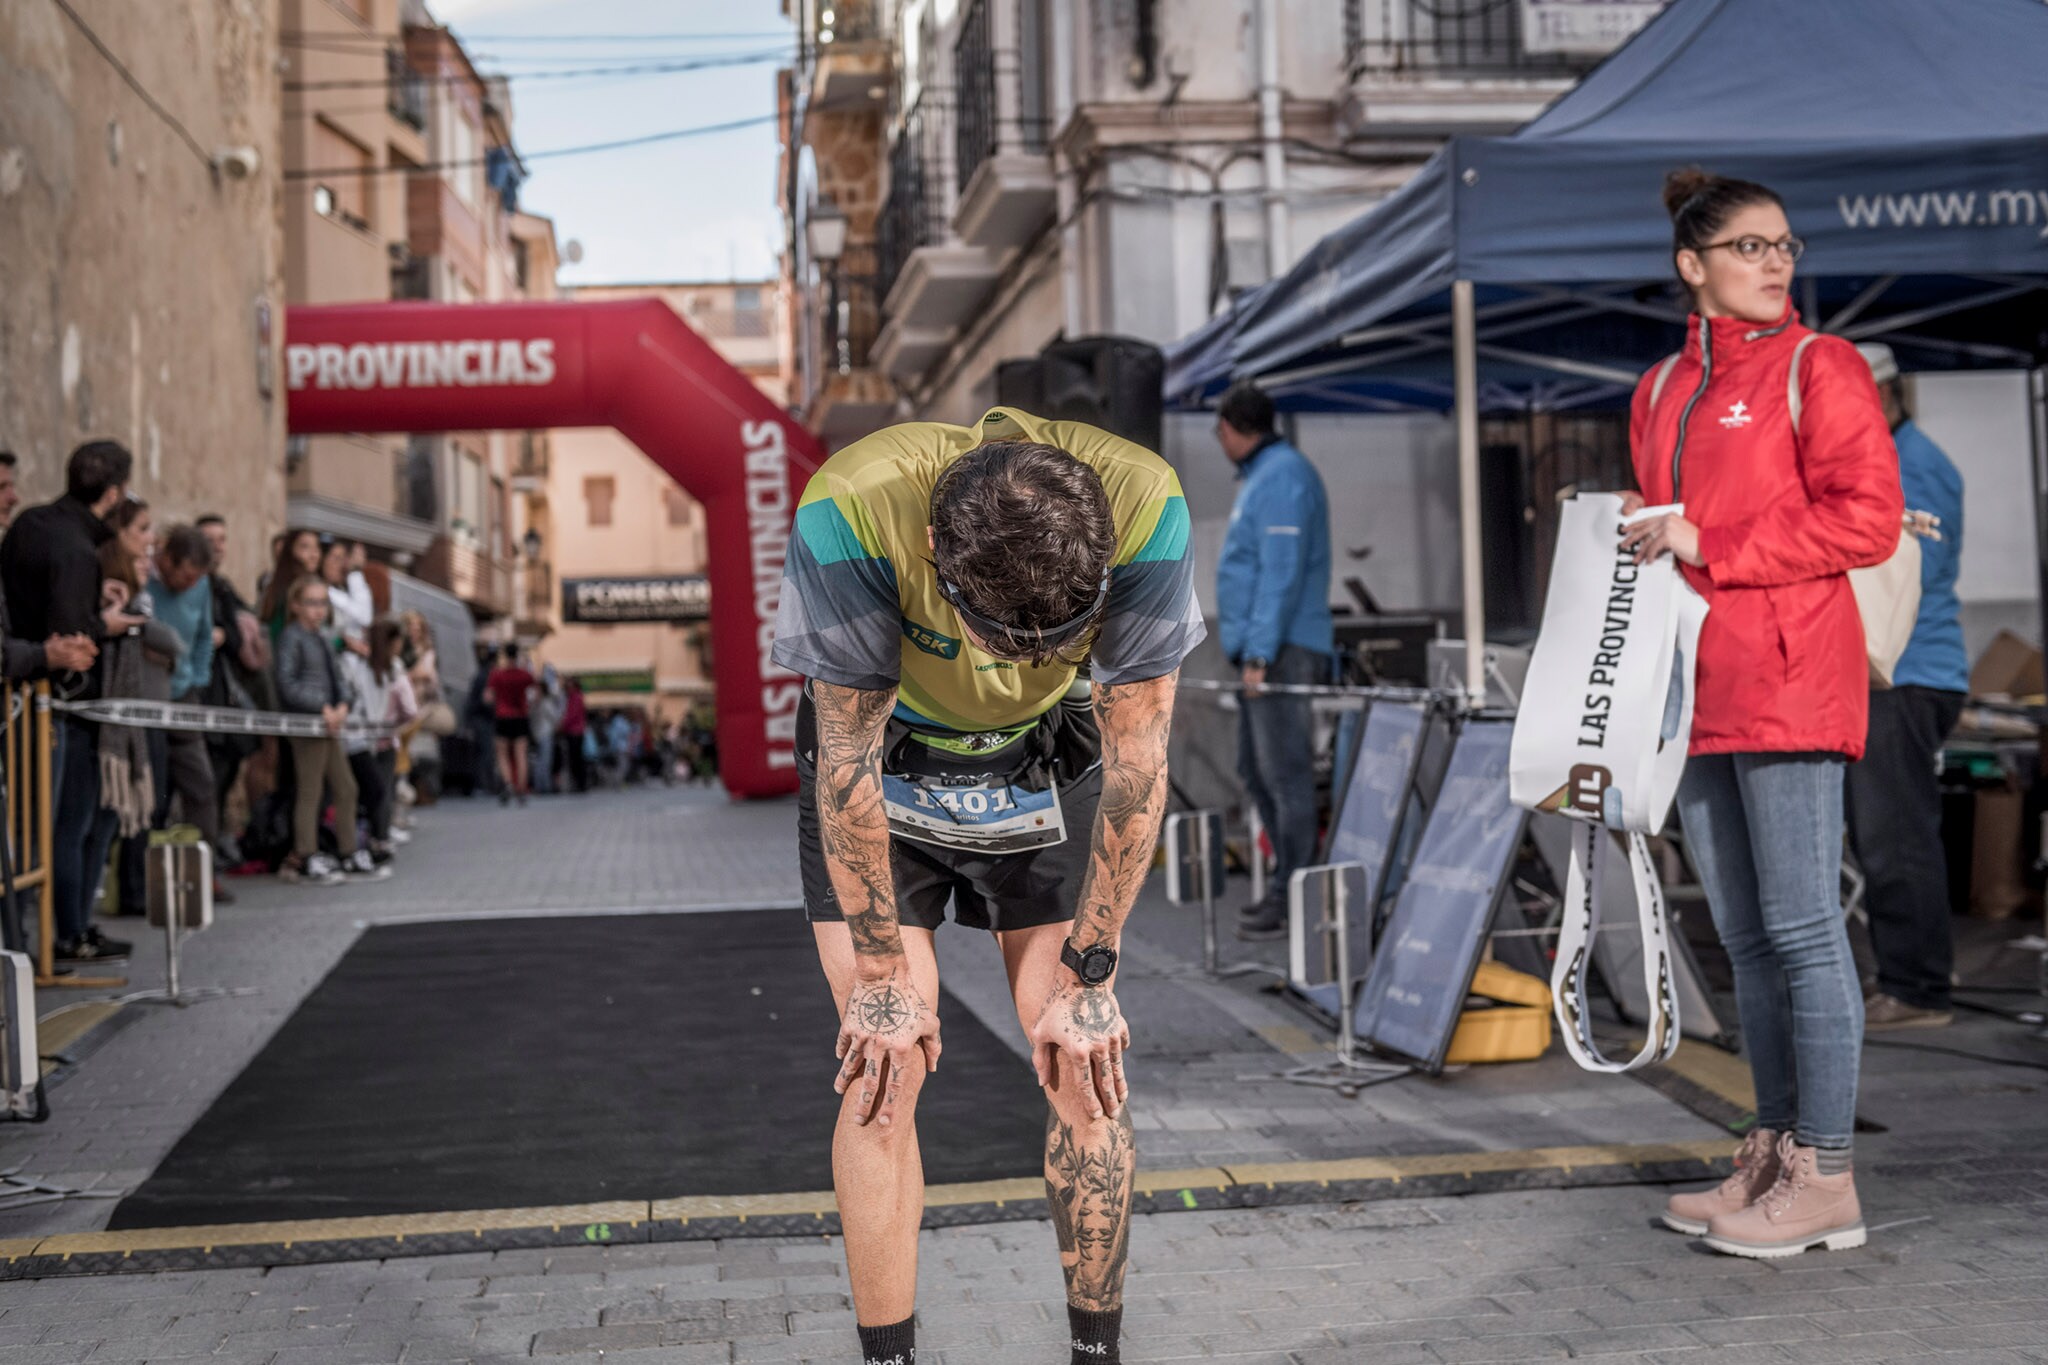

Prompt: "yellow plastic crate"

[1444,961,1553,1065]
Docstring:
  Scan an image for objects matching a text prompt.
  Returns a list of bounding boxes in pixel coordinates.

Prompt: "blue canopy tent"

[1166,0,2048,697]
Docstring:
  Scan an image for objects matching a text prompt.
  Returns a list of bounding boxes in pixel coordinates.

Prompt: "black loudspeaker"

[994,335,1165,452]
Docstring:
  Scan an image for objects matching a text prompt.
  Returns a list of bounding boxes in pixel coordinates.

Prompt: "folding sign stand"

[1246,804,1267,908]
[138,841,242,1010]
[1264,862,1409,1097]
[1164,810,1283,982]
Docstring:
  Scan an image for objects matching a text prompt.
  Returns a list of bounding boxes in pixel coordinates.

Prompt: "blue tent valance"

[1167,0,2048,412]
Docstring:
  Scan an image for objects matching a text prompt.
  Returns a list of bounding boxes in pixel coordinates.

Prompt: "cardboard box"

[1969,629,2044,701]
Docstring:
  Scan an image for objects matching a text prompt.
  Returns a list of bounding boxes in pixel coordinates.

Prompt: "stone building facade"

[1,0,287,588]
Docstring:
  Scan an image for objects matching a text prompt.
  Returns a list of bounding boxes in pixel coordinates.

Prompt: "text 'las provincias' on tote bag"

[1509,492,1708,1074]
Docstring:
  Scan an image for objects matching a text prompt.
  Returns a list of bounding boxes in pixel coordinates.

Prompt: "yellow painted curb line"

[13,1139,1732,1267]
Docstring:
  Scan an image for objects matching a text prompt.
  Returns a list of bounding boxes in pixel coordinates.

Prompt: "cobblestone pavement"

[0,784,2042,1363]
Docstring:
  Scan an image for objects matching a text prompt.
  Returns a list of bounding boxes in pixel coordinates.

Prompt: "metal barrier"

[3,683,130,988]
[3,684,55,985]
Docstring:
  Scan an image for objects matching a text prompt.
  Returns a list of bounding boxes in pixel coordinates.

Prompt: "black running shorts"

[796,686,1102,934]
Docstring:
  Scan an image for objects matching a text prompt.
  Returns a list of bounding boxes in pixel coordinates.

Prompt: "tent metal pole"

[1453,279,1486,707]
[2031,368,2048,782]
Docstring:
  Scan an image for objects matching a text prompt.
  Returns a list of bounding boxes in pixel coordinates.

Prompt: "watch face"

[1079,947,1115,985]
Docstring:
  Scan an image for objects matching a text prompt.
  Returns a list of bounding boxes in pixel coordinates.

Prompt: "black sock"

[856,1316,914,1365]
[1068,1303,1122,1363]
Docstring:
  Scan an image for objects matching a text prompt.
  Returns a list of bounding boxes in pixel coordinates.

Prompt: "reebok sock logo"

[1073,1343,1111,1357]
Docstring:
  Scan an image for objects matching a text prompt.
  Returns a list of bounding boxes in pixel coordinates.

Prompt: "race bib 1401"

[882,773,1068,855]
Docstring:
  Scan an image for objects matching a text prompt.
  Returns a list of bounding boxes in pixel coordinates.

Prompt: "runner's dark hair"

[929,440,1116,668]
[1663,167,1784,290]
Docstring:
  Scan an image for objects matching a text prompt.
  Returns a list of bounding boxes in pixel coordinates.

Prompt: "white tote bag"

[1850,528,1922,688]
[1510,492,1708,1073]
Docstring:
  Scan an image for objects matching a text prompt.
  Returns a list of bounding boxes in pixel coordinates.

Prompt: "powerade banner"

[562,576,710,625]
[283,299,824,799]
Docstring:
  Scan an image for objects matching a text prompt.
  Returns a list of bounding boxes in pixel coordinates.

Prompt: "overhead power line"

[48,0,213,168]
[459,31,795,42]
[284,113,778,181]
[284,51,788,93]
[279,29,793,46]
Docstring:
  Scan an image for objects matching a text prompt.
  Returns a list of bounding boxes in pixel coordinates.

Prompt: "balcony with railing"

[513,431,549,485]
[807,241,896,440]
[522,559,554,619]
[417,536,514,619]
[800,0,892,113]
[873,92,998,382]
[951,0,1056,250]
[1339,0,1615,137]
[387,46,428,130]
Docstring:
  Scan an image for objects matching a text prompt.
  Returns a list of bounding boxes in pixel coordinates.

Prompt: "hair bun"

[1662,167,1715,220]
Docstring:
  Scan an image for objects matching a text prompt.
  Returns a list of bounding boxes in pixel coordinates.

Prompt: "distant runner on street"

[772,408,1204,1365]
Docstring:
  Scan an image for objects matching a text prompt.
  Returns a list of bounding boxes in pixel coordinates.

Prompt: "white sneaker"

[288,853,346,886]
[388,828,412,845]
[342,849,392,881]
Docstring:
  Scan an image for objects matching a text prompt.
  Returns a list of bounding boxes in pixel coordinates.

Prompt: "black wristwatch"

[1061,939,1118,987]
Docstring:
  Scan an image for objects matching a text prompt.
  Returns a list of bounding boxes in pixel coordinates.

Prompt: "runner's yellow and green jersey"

[770,408,1205,737]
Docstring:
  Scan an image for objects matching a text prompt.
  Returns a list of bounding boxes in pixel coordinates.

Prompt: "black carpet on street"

[110,912,1049,1228]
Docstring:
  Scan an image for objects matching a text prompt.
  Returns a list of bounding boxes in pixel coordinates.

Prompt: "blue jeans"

[1676,751,1863,1149]
[50,715,103,943]
[1236,646,1329,912]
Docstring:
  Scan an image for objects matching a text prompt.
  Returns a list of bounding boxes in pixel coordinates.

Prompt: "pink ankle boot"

[1662,1127,1781,1235]
[1703,1134,1865,1259]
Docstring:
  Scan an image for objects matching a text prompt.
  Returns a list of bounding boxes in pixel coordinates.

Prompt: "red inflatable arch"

[284,299,825,799]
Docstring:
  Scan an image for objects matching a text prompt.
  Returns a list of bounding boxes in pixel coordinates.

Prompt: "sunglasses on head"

[936,569,1111,661]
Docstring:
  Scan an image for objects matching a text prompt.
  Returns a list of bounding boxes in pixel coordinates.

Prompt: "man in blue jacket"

[1844,345,1967,1031]
[1213,383,1334,939]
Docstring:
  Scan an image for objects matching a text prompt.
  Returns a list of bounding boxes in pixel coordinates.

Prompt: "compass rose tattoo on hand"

[835,969,942,1129]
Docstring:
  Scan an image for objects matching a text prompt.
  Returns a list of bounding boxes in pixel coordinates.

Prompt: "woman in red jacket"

[1624,169,1902,1259]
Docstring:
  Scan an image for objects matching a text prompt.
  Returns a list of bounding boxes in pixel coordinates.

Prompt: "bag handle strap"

[1785,332,1821,435]
[1551,823,1681,1074]
[1648,352,1681,409]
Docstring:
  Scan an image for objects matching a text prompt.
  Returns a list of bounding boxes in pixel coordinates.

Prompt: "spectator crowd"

[0,439,723,966]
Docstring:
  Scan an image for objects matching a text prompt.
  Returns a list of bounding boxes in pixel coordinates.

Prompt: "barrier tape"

[46,697,398,741]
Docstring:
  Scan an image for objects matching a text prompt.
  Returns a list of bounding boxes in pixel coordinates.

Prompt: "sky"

[430,0,797,286]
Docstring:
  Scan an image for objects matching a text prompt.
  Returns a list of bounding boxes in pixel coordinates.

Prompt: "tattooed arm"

[814,681,941,1129]
[1029,670,1178,1119]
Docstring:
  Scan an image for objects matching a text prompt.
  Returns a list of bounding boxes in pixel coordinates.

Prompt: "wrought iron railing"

[1344,0,1594,77]
[515,432,548,480]
[954,0,1051,193]
[822,242,880,373]
[387,47,427,129]
[524,560,553,615]
[876,92,954,302]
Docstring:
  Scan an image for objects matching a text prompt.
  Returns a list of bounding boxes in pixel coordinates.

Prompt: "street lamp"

[806,196,847,266]
[522,527,543,562]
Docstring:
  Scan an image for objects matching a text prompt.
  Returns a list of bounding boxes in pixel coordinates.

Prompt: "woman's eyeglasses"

[1698,235,1805,264]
